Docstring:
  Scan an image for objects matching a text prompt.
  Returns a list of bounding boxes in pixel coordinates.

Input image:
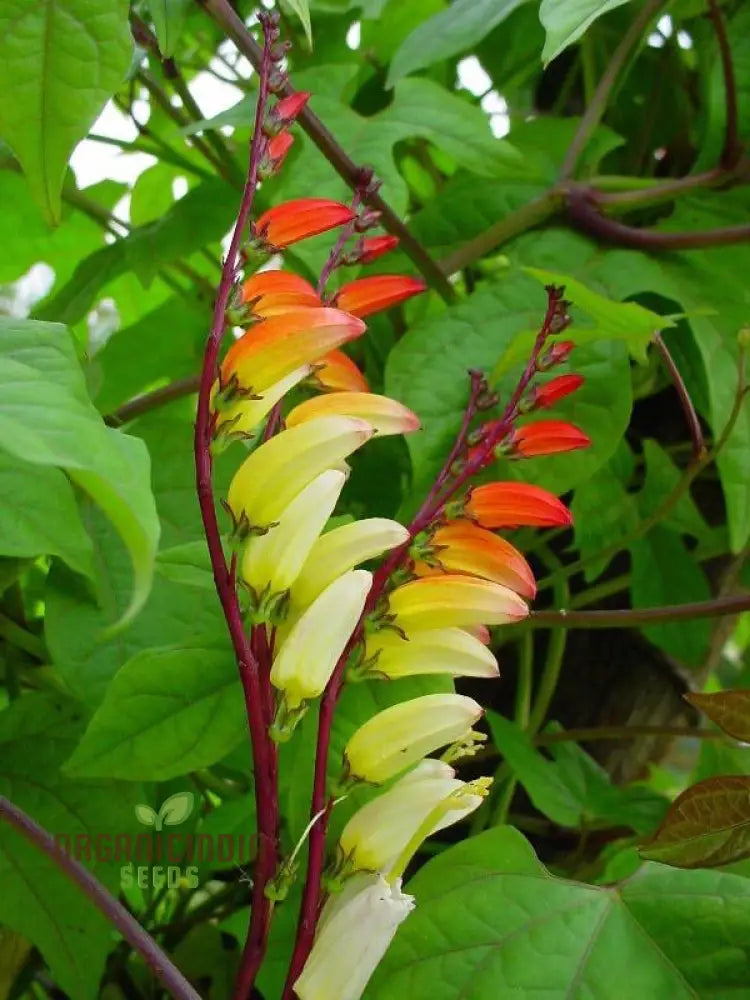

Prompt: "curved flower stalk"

[193,15,591,1000]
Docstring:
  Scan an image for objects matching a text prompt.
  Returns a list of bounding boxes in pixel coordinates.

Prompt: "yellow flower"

[291,517,409,609]
[343,693,483,784]
[241,469,346,610]
[286,391,420,437]
[362,626,499,681]
[294,872,414,1000]
[337,759,486,875]
[213,365,311,445]
[270,569,372,735]
[387,574,528,632]
[227,416,373,534]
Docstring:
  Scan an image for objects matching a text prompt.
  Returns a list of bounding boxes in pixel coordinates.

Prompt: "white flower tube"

[291,517,410,608]
[343,693,483,784]
[227,416,373,533]
[270,569,372,736]
[241,469,346,603]
[338,759,486,875]
[294,872,414,1000]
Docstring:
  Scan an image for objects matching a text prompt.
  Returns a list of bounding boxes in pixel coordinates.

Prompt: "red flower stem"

[193,15,278,1000]
[317,188,363,296]
[282,287,565,995]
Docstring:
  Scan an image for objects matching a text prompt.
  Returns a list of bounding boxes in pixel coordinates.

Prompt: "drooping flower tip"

[512,421,591,457]
[271,90,310,127]
[295,873,413,1000]
[533,373,584,410]
[286,391,420,437]
[311,349,370,393]
[334,275,427,318]
[465,482,572,529]
[254,198,357,248]
[388,574,528,632]
[418,521,536,599]
[220,307,366,397]
[343,693,484,784]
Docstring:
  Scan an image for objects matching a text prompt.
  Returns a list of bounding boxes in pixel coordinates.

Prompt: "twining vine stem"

[192,14,279,999]
[0,796,201,1000]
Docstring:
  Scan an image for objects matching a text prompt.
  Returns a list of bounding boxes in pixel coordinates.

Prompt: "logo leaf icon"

[158,791,195,828]
[135,803,158,827]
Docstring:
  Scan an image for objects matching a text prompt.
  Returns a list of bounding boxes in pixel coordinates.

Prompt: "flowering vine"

[194,13,590,1000]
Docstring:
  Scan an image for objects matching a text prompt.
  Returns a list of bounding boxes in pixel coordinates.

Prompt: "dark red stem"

[707,0,742,170]
[192,16,278,1000]
[282,288,564,996]
[317,188,364,296]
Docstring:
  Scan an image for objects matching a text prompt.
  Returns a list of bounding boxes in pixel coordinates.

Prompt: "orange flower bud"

[270,90,310,127]
[465,482,572,529]
[351,235,399,264]
[416,521,536,599]
[334,275,426,318]
[260,131,294,176]
[240,270,320,316]
[311,349,369,392]
[512,421,591,457]
[220,307,365,396]
[532,374,584,410]
[254,199,356,248]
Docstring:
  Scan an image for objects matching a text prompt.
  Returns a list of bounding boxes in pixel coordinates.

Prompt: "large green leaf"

[0,694,141,999]
[45,504,224,705]
[539,0,634,64]
[0,318,159,626]
[0,453,93,578]
[366,826,750,998]
[145,0,190,58]
[387,0,531,86]
[64,641,246,780]
[630,526,711,667]
[637,440,708,540]
[0,0,132,224]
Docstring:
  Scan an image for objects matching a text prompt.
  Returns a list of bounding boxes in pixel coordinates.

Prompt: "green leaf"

[387,0,531,86]
[686,690,750,743]
[524,266,666,363]
[637,440,708,540]
[64,641,246,780]
[366,826,750,998]
[488,714,666,833]
[0,452,94,578]
[0,0,132,224]
[539,0,634,65]
[145,0,190,59]
[641,776,750,869]
[156,541,213,590]
[282,0,313,47]
[0,694,142,999]
[630,526,711,667]
[571,447,639,582]
[0,318,159,627]
[134,802,158,826]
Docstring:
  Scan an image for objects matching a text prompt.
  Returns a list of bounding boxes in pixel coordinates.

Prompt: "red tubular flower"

[465,482,572,529]
[334,275,426,318]
[260,131,294,175]
[513,421,591,457]
[539,339,575,370]
[356,235,399,263]
[254,199,356,248]
[416,521,536,599]
[240,269,320,316]
[533,374,584,410]
[311,349,370,392]
[270,90,310,127]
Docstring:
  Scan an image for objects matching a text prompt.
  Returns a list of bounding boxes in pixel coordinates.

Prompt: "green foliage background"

[0,0,749,997]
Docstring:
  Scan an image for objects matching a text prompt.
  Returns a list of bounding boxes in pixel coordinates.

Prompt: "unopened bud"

[354,208,381,233]
[538,339,575,370]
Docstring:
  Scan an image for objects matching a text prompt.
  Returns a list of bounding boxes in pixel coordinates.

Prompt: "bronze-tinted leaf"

[640,775,750,869]
[686,690,750,743]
